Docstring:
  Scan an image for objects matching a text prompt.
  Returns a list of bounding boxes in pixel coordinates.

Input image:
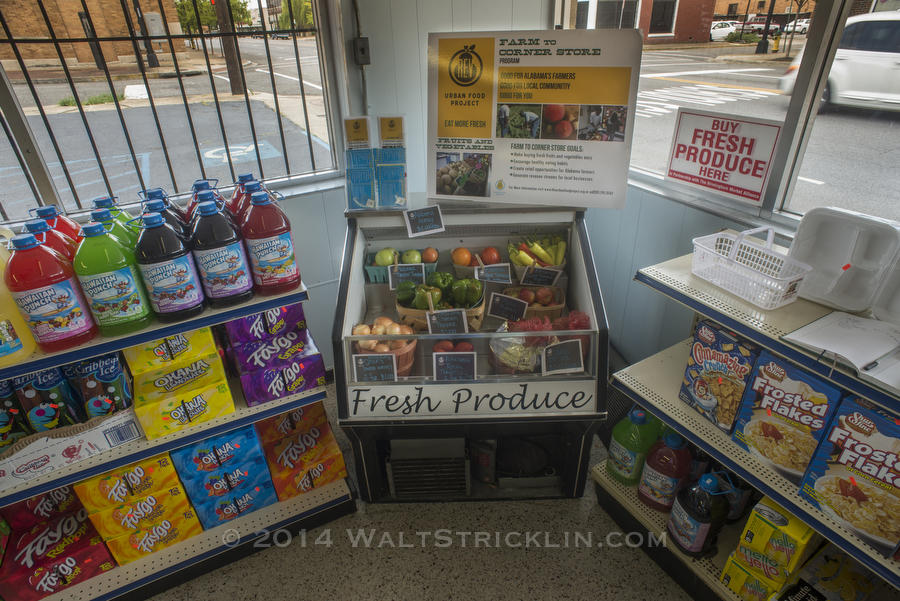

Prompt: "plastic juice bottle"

[91,209,137,248]
[23,219,77,261]
[92,196,137,233]
[5,234,97,352]
[140,187,188,223]
[606,408,658,485]
[241,190,301,295]
[187,179,225,222]
[0,228,36,367]
[688,447,712,482]
[134,212,204,322]
[144,199,187,235]
[234,180,262,224]
[73,222,153,336]
[32,205,83,243]
[638,433,692,512]
[713,466,754,524]
[666,474,729,558]
[190,200,253,308]
[189,190,235,229]
[229,173,254,213]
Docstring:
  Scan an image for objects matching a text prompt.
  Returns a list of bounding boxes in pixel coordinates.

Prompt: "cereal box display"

[679,320,760,433]
[733,351,842,483]
[720,552,785,601]
[736,497,820,582]
[775,543,879,601]
[799,396,900,557]
[73,453,180,513]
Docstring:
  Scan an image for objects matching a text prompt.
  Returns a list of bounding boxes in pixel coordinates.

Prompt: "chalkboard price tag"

[352,354,397,382]
[388,263,426,290]
[542,340,584,376]
[475,263,512,284]
[521,266,562,286]
[427,309,468,334]
[433,352,477,381]
[487,292,528,322]
[404,205,445,238]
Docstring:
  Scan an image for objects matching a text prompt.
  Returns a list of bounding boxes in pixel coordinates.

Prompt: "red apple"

[433,340,455,353]
[535,287,554,306]
[518,288,536,304]
[543,104,565,124]
[554,120,574,139]
[454,341,474,352]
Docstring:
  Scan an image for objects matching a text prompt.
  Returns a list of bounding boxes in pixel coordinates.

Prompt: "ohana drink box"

[87,484,194,541]
[733,351,842,484]
[738,497,819,582]
[133,378,234,440]
[170,426,262,482]
[190,479,278,530]
[130,344,225,400]
[679,320,760,433]
[0,486,83,532]
[239,345,325,407]
[73,453,180,513]
[224,303,306,345]
[122,328,217,380]
[799,396,900,557]
[104,509,203,565]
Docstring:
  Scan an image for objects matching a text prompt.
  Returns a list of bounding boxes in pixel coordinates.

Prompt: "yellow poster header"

[437,37,495,138]
[497,67,630,105]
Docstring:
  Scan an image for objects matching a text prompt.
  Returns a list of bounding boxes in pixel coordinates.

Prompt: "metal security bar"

[0,0,335,223]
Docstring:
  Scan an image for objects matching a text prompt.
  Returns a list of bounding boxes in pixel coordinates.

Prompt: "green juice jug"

[93,196,138,234]
[607,408,659,486]
[91,208,137,248]
[73,222,153,336]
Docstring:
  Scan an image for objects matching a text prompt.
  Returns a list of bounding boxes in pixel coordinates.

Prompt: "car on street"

[784,18,811,34]
[271,32,290,40]
[743,16,781,36]
[710,21,739,41]
[779,12,900,112]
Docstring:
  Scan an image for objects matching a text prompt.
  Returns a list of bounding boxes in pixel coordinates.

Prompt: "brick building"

[714,0,817,20]
[0,0,181,66]
[639,0,717,43]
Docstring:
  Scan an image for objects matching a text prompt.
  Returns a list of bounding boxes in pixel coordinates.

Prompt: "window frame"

[647,0,680,36]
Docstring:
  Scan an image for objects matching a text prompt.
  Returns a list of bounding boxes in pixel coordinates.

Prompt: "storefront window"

[649,0,678,34]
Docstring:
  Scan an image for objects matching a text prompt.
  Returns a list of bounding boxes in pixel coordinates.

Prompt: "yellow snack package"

[88,483,193,541]
[132,353,228,405]
[104,508,203,565]
[134,380,235,440]
[74,454,179,513]
[721,553,785,601]
[739,497,820,579]
[122,328,217,380]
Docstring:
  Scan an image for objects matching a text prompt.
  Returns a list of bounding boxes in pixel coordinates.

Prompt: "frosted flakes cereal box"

[73,453,179,513]
[799,396,900,557]
[679,320,760,433]
[733,351,842,484]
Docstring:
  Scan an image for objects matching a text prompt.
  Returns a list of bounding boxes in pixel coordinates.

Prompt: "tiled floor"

[150,385,689,601]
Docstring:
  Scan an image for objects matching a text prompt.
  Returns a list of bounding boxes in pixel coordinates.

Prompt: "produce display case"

[333,205,608,502]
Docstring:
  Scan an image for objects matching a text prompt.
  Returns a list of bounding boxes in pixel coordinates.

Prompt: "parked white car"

[710,21,739,41]
[785,18,811,34]
[779,12,900,112]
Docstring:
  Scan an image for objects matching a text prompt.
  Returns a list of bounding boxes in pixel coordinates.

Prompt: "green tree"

[277,0,314,30]
[175,0,251,33]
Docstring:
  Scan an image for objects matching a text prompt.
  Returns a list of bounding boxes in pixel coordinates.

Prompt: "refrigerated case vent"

[386,438,471,499]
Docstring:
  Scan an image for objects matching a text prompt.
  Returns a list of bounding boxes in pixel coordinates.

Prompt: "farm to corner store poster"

[427,30,641,209]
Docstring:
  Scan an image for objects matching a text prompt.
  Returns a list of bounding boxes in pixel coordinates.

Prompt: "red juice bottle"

[140,187,188,223]
[32,205,83,243]
[5,234,97,352]
[187,179,225,222]
[241,191,300,295]
[234,180,262,224]
[638,433,692,512]
[23,219,77,261]
[229,173,255,214]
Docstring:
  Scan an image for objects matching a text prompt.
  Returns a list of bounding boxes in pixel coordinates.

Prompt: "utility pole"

[755,0,777,54]
[132,0,159,67]
[740,0,751,37]
[215,0,244,95]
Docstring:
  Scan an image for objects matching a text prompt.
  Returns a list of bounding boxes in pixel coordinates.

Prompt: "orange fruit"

[451,247,471,266]
[422,247,438,263]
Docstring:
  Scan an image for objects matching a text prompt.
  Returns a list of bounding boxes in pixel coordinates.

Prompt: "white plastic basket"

[692,227,812,310]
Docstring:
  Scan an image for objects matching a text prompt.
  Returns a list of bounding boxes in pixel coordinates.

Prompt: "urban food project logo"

[449,44,483,87]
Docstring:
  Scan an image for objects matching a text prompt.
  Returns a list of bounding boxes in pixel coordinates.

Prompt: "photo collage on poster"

[495,103,627,142]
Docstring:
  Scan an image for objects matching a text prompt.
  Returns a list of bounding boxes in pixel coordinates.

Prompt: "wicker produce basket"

[395,298,485,332]
[354,339,417,377]
[502,285,566,321]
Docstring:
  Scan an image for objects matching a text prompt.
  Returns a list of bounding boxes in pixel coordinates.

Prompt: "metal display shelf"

[591,464,742,601]
[635,255,899,414]
[0,385,326,507]
[0,283,310,381]
[611,340,900,588]
[46,479,355,601]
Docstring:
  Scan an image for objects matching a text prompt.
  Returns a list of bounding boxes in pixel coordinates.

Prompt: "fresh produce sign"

[427,30,641,208]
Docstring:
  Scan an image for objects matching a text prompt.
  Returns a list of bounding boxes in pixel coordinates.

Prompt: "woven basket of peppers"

[395,272,485,332]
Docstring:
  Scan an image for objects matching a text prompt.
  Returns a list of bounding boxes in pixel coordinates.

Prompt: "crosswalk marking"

[636,84,779,118]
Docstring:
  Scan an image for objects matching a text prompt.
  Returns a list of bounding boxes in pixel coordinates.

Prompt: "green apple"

[401,249,422,264]
[375,247,398,266]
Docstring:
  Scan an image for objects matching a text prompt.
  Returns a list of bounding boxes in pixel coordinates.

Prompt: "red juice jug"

[5,234,97,352]
[23,219,77,261]
[240,191,300,295]
[186,179,225,222]
[32,205,83,243]
[229,173,255,214]
[638,433,692,512]
[233,180,262,224]
[140,187,188,223]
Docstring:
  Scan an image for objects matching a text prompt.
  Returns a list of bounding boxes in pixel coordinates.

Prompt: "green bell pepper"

[426,271,455,296]
[396,280,416,307]
[451,278,483,308]
[412,285,442,310]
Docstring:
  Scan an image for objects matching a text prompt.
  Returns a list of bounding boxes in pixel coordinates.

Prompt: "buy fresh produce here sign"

[427,30,641,208]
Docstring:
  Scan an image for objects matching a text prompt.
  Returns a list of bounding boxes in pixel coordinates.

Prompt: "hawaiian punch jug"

[606,408,658,485]
[638,433,692,512]
[92,196,135,232]
[5,234,97,352]
[241,190,300,295]
[32,205,83,243]
[74,222,153,336]
[228,173,255,214]
[92,209,137,248]
[140,187,188,222]
[666,474,729,557]
[187,179,224,222]
[190,200,253,307]
[0,228,36,367]
[23,219,77,261]
[135,212,204,322]
[144,198,187,235]
[233,180,262,223]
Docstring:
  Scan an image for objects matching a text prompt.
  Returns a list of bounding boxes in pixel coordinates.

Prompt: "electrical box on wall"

[352,37,371,65]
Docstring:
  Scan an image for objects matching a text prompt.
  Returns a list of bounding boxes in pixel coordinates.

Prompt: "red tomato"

[454,341,474,352]
[433,340,455,353]
[481,247,501,265]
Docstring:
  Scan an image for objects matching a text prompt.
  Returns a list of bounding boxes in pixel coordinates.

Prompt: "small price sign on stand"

[475,263,512,284]
[521,266,562,286]
[388,263,426,289]
[404,205,445,237]
[433,352,477,381]
[353,354,397,382]
[487,293,528,321]
[542,340,584,376]
[427,309,468,334]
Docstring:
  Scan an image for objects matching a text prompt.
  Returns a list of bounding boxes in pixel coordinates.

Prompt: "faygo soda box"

[260,416,346,501]
[73,454,179,513]
[103,510,203,565]
[0,485,83,532]
[87,484,195,541]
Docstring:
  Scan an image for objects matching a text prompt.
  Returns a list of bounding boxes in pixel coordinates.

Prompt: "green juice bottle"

[74,222,153,336]
[91,208,137,249]
[607,408,659,486]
